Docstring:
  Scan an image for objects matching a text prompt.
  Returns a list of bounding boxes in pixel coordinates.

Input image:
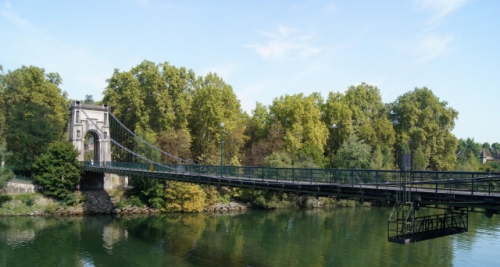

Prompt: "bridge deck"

[83,162,500,211]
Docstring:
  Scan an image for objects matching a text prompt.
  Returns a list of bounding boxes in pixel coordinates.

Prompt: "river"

[0,207,499,267]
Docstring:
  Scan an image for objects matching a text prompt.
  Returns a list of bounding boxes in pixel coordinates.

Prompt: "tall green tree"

[2,66,68,175]
[388,87,458,170]
[343,83,396,151]
[269,93,328,166]
[189,73,243,164]
[322,92,353,164]
[103,61,195,162]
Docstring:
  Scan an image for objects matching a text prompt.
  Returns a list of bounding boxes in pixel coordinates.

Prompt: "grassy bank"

[0,194,61,216]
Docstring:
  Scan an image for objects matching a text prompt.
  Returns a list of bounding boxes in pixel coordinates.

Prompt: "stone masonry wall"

[1,181,40,194]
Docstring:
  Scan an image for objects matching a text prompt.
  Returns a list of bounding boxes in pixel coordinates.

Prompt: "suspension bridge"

[69,101,500,244]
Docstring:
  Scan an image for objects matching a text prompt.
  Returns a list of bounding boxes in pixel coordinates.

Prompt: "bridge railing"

[82,162,500,194]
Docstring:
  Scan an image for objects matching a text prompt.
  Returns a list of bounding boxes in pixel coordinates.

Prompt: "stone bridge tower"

[68,101,111,163]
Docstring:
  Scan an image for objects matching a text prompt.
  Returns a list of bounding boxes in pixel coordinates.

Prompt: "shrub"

[0,195,12,206]
[45,203,59,213]
[32,141,82,202]
[25,197,34,206]
[115,199,126,209]
[0,168,15,188]
[165,181,205,212]
[128,196,145,207]
[61,192,82,206]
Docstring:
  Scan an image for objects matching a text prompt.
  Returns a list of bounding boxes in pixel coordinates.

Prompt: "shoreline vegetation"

[0,186,372,217]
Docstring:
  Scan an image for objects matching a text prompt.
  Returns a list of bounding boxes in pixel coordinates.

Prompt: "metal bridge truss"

[387,170,469,244]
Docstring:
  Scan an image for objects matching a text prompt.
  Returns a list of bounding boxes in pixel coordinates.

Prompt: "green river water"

[0,207,499,267]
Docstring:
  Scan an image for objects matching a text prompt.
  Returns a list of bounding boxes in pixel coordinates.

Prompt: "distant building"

[481,148,500,164]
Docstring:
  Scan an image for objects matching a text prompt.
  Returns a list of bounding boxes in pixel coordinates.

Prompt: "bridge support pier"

[81,171,128,190]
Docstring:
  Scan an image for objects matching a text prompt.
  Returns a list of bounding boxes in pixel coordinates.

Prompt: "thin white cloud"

[245,24,322,60]
[326,2,337,13]
[418,34,455,61]
[402,0,465,61]
[0,1,29,27]
[416,0,467,27]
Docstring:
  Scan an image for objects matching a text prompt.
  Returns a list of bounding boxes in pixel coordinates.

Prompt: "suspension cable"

[107,111,195,165]
[79,107,183,173]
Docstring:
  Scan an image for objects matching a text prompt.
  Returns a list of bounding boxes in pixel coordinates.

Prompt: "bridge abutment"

[81,171,128,190]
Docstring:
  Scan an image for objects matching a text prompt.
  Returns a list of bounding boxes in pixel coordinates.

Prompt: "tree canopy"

[269,93,328,166]
[388,87,458,170]
[2,62,495,176]
[2,66,68,175]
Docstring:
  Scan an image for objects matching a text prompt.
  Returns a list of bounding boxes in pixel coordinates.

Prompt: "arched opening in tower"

[84,131,101,163]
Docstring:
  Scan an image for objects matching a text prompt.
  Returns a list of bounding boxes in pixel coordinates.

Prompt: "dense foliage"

[1,66,68,176]
[32,141,82,203]
[98,61,472,207]
[388,87,459,170]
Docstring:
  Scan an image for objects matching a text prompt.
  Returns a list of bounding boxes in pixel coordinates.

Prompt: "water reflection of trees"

[0,216,84,267]
[1,210,500,267]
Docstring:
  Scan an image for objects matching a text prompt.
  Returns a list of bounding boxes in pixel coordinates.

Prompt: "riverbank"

[0,189,370,216]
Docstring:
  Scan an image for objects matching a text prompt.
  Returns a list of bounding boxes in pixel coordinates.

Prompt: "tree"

[84,94,94,104]
[189,73,243,164]
[455,138,481,171]
[249,102,270,142]
[333,134,371,169]
[269,93,328,166]
[322,92,353,164]
[134,128,161,163]
[0,140,15,188]
[2,66,68,175]
[388,87,458,170]
[243,102,287,166]
[457,138,481,157]
[370,145,394,170]
[103,61,196,162]
[264,152,293,168]
[245,118,284,166]
[32,141,82,202]
[343,83,395,150]
[482,142,491,149]
[0,65,5,143]
[492,142,500,152]
[0,168,15,189]
[157,129,192,164]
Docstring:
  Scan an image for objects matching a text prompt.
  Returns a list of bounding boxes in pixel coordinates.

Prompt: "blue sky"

[1,0,499,143]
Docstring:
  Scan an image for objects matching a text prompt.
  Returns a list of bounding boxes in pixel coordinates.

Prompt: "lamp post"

[220,122,225,178]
